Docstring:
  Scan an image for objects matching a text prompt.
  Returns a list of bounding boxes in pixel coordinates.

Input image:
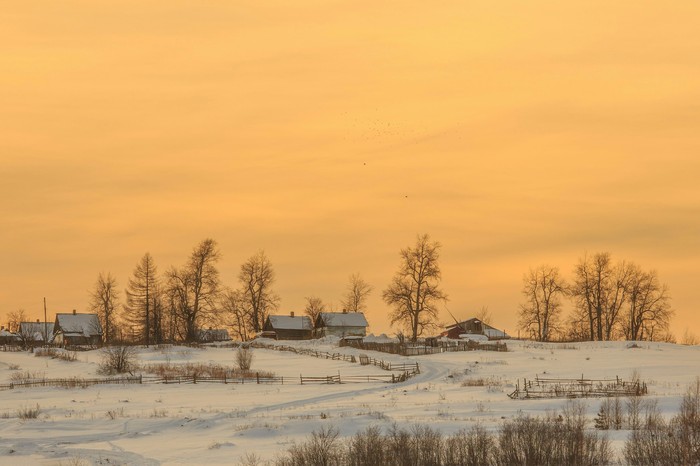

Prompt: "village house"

[0,326,19,345]
[18,320,55,346]
[262,312,313,340]
[53,311,103,347]
[313,311,368,339]
[441,317,510,341]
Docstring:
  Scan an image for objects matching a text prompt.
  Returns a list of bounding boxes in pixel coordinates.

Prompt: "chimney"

[73,309,77,315]
[290,311,295,318]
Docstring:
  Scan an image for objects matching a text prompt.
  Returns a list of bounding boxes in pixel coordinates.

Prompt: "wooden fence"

[508,375,648,400]
[0,376,142,390]
[341,340,507,356]
[250,342,357,363]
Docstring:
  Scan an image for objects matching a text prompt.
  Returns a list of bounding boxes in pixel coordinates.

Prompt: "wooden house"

[314,311,368,338]
[263,312,313,340]
[53,311,103,346]
[0,326,19,345]
[18,320,55,346]
[441,317,510,341]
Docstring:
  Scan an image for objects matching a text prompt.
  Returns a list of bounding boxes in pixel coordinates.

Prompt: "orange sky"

[2,1,699,338]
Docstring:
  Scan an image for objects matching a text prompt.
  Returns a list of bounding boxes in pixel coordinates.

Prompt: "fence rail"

[341,340,507,356]
[508,375,648,400]
[0,376,141,390]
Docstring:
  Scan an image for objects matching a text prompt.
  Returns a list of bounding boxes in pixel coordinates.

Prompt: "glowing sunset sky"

[2,1,699,338]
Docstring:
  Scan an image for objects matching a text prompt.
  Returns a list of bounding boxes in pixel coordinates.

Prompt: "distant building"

[197,328,231,342]
[53,311,103,346]
[263,313,313,340]
[0,326,19,345]
[441,317,510,341]
[314,311,368,338]
[18,320,55,345]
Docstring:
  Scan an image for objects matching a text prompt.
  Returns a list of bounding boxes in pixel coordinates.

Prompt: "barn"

[263,313,313,340]
[441,317,510,341]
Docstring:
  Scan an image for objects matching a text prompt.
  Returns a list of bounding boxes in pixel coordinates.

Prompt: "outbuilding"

[263,313,313,340]
[313,311,368,338]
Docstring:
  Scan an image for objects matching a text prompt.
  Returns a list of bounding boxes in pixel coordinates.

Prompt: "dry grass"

[140,362,274,379]
[34,348,78,362]
[17,404,41,420]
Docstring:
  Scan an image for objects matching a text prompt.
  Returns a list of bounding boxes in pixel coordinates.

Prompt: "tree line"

[87,239,377,344]
[519,252,674,342]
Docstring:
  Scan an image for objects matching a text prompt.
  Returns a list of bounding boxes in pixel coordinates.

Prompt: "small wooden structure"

[197,328,230,342]
[53,311,103,346]
[314,311,368,338]
[508,375,647,400]
[263,313,313,340]
[441,318,510,341]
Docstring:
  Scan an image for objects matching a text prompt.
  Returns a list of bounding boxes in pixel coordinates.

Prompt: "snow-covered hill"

[0,339,698,464]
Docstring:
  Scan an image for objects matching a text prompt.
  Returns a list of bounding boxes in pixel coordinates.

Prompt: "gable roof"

[55,313,102,337]
[316,312,368,328]
[267,315,312,331]
[18,322,55,341]
[446,317,510,339]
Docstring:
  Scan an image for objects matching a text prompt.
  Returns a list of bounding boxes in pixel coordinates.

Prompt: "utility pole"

[43,297,48,346]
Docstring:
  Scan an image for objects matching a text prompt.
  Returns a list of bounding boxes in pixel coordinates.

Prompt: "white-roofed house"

[313,311,368,338]
[0,326,19,345]
[262,312,313,340]
[53,311,103,347]
[18,320,55,347]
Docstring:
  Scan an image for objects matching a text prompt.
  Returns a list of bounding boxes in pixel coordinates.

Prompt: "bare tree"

[7,309,27,333]
[304,296,326,324]
[570,252,630,341]
[239,250,279,334]
[382,234,447,342]
[123,253,160,345]
[221,288,250,342]
[167,239,221,342]
[622,265,673,341]
[475,305,492,325]
[519,265,567,342]
[341,273,373,313]
[88,272,120,344]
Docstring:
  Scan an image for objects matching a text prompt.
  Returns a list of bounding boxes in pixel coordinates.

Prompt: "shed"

[263,313,313,340]
[314,311,368,338]
[53,311,103,346]
[197,328,231,342]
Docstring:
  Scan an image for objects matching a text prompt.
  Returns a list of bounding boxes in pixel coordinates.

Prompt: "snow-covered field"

[1,339,699,465]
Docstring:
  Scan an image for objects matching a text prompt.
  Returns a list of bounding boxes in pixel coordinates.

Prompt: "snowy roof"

[267,315,312,331]
[55,313,102,337]
[0,328,17,338]
[18,322,55,341]
[317,312,368,328]
[483,327,509,339]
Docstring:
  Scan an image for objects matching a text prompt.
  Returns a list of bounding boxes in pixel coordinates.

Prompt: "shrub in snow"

[236,346,254,371]
[98,346,137,375]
